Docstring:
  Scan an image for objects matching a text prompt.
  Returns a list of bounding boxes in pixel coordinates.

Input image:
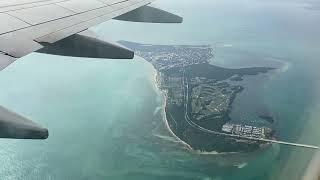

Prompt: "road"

[181,67,319,150]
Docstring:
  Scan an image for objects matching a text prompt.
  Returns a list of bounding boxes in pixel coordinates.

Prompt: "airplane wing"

[0,0,183,139]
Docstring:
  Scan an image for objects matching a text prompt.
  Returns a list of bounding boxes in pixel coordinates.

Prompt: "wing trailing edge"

[113,5,183,23]
[0,106,48,139]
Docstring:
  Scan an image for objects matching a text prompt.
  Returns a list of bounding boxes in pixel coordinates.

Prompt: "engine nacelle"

[37,33,134,59]
[113,5,183,23]
[0,106,48,139]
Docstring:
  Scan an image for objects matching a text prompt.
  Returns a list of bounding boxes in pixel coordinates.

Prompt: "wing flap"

[10,6,113,41]
[0,0,70,13]
[36,0,153,43]
[56,0,106,13]
[0,0,53,7]
[7,4,75,25]
[0,13,30,34]
[0,33,43,57]
[99,0,130,5]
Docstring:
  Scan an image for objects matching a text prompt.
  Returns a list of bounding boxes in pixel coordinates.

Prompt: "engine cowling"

[0,106,48,139]
[37,32,134,59]
[113,5,183,23]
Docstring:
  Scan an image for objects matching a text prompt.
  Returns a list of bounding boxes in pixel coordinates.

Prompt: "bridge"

[246,137,319,149]
[215,132,319,149]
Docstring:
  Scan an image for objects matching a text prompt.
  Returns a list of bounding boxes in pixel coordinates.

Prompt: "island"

[119,41,276,153]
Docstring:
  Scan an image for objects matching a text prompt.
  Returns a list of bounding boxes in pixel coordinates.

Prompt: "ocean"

[0,0,320,179]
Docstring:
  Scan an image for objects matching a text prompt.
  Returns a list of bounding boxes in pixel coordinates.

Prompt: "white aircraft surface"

[0,0,182,140]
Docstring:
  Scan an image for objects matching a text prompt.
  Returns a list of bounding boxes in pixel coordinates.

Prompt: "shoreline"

[152,70,193,150]
[150,64,245,155]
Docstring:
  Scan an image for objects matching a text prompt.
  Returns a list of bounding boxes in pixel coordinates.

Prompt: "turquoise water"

[1,0,320,179]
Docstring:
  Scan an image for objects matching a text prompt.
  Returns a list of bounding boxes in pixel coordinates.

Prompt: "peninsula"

[119,41,275,153]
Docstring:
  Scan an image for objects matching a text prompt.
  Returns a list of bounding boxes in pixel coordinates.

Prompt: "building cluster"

[135,46,213,71]
[222,123,271,139]
[135,45,214,109]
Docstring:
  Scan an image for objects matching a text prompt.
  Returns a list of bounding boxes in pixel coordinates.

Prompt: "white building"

[222,123,233,133]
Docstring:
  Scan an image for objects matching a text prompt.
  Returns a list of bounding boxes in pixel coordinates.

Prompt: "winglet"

[0,106,48,139]
[113,6,183,23]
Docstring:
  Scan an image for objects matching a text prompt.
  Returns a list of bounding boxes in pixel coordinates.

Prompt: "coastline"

[152,69,193,150]
[128,44,281,154]
[149,61,245,155]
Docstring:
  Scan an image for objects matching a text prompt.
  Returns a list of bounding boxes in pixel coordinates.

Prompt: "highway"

[181,67,319,150]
